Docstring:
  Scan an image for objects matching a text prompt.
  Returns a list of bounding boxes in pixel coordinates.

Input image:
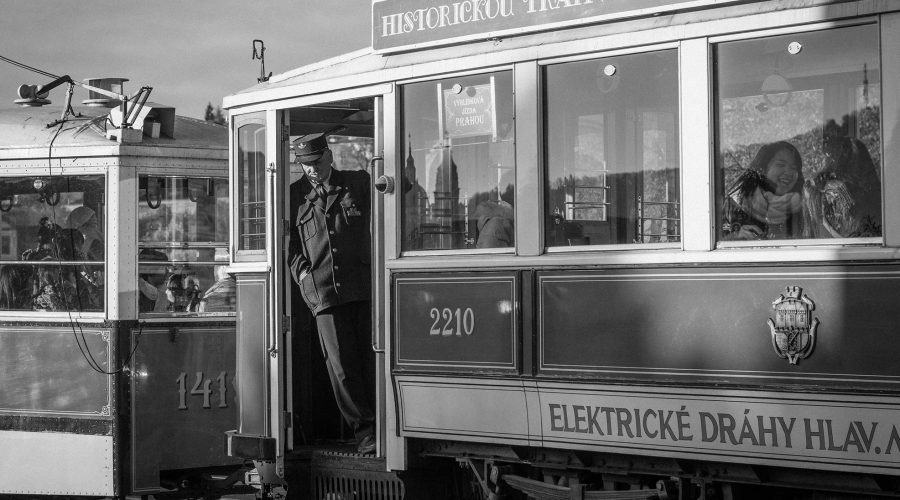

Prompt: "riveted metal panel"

[0,430,114,496]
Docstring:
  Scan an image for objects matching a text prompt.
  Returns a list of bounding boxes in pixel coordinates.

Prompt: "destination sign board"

[394,272,518,370]
[443,81,496,139]
[372,0,743,53]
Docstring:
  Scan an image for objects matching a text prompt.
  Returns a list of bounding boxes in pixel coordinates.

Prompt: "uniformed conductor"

[288,132,376,454]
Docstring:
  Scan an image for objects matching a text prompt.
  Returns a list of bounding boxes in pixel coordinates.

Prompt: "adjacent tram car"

[224,1,900,498]
[0,81,243,498]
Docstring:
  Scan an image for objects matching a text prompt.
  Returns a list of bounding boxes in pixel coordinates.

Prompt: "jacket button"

[329,230,335,235]
[332,248,338,253]
[335,282,341,287]
[334,265,340,270]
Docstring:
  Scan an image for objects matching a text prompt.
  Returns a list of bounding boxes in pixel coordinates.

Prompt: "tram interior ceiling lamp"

[145,176,163,209]
[758,41,802,112]
[15,74,153,139]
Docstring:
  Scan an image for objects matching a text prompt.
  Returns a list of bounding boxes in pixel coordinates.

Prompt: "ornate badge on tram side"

[767,286,819,365]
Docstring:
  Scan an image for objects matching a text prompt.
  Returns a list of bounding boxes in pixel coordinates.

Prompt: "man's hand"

[734,224,763,240]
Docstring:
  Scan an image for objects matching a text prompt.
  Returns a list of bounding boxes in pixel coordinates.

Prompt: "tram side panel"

[391,265,900,477]
[0,325,117,497]
[130,324,240,493]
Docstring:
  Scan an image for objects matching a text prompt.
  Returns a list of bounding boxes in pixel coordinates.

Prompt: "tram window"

[715,24,882,242]
[137,175,231,314]
[0,175,105,312]
[236,120,266,252]
[544,50,680,247]
[400,70,515,251]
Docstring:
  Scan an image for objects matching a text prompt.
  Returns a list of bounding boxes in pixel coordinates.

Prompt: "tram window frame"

[0,174,106,314]
[233,112,268,261]
[398,69,517,254]
[137,174,232,316]
[542,48,681,250]
[712,23,884,247]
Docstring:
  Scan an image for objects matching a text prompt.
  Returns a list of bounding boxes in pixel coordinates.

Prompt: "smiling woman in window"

[714,24,883,244]
[722,141,805,241]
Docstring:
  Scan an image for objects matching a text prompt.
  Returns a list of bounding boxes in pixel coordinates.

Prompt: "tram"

[0,80,244,498]
[223,1,900,498]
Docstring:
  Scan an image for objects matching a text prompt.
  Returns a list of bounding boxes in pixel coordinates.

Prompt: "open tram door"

[283,92,390,454]
[228,84,399,496]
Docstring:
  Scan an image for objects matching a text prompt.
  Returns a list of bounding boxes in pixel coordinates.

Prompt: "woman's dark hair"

[729,141,805,201]
[0,265,24,309]
[725,140,806,238]
[745,141,804,194]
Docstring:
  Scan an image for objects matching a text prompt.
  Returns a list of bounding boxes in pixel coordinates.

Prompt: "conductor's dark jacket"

[289,169,371,315]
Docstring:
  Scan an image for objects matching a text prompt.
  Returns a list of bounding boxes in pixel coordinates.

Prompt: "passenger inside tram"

[31,260,75,311]
[715,24,883,242]
[0,265,27,310]
[68,206,103,260]
[198,265,236,312]
[0,175,106,312]
[721,141,805,240]
[401,71,517,251]
[165,270,203,312]
[136,175,231,315]
[138,249,169,312]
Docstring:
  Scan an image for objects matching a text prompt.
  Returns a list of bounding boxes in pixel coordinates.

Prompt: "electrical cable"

[41,105,142,375]
[2,52,151,374]
[0,54,59,79]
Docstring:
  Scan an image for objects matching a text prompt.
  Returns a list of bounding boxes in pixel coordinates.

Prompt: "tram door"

[282,95,386,454]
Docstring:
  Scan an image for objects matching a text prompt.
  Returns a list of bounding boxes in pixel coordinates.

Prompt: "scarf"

[741,188,802,225]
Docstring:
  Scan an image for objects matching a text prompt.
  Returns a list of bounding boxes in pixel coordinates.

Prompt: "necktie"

[315,184,327,199]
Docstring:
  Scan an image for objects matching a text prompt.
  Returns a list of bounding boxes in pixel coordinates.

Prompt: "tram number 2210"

[429,307,475,336]
[176,371,229,410]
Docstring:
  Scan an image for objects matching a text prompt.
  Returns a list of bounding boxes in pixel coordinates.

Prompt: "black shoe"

[357,434,376,454]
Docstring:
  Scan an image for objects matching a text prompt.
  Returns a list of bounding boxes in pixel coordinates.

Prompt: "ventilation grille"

[312,467,405,500]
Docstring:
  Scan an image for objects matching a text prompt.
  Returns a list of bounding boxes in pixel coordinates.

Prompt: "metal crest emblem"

[767,286,818,365]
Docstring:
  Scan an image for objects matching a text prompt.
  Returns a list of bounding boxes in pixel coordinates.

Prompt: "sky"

[0,0,373,119]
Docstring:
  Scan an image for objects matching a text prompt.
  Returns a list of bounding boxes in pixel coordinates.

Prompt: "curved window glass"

[237,120,267,252]
[715,24,882,242]
[544,50,680,247]
[400,70,516,251]
[137,175,231,315]
[0,175,105,312]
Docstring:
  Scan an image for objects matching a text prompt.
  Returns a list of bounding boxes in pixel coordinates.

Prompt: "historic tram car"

[0,79,242,498]
[224,1,900,498]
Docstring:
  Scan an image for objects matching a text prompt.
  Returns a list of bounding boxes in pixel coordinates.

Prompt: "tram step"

[285,447,405,500]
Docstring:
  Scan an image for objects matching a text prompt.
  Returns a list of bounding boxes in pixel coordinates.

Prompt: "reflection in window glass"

[137,175,231,315]
[716,25,882,241]
[238,122,266,251]
[0,175,105,311]
[544,50,680,247]
[400,71,515,251]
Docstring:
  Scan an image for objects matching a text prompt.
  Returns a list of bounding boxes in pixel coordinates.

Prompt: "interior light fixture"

[761,73,793,107]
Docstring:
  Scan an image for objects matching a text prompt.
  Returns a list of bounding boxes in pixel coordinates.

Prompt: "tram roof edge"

[223,0,897,111]
[0,105,227,154]
[224,48,377,108]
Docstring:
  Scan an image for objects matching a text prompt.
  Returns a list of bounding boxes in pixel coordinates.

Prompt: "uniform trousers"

[314,300,375,442]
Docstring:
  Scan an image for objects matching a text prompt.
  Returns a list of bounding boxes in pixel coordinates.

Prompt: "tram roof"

[223,0,870,111]
[0,103,227,154]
